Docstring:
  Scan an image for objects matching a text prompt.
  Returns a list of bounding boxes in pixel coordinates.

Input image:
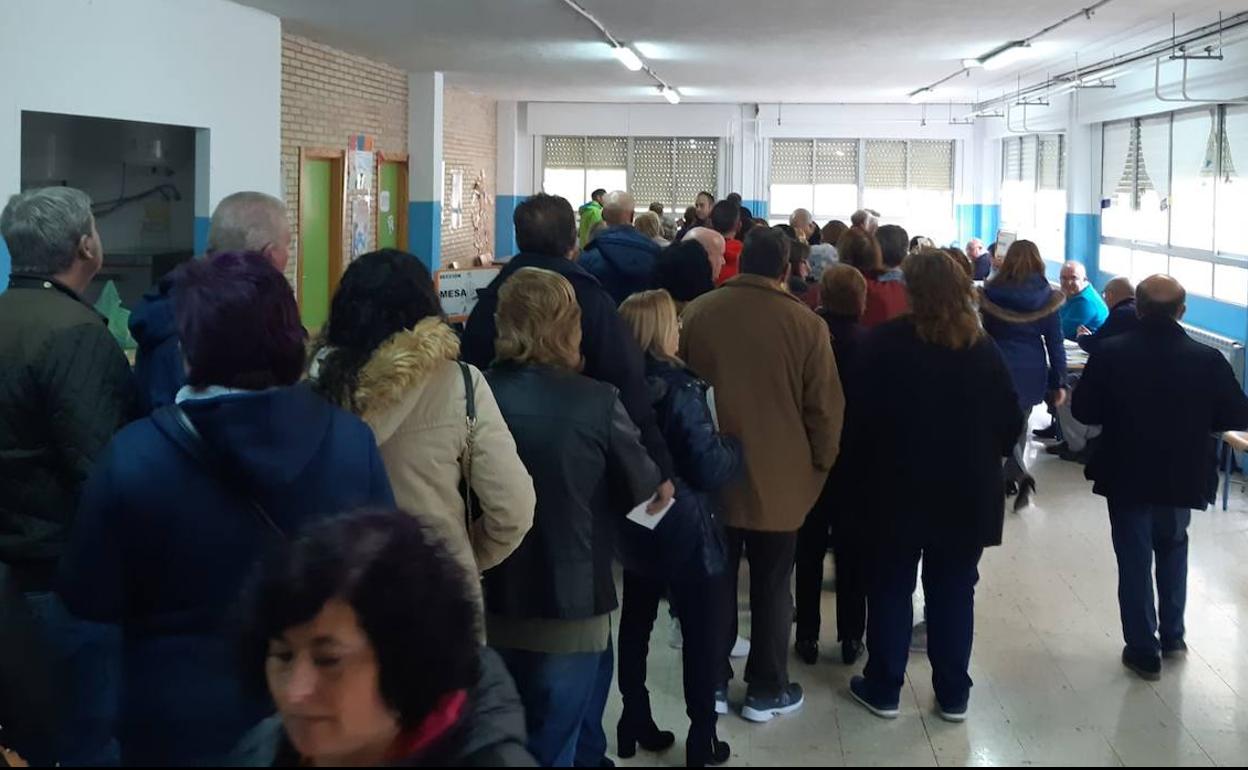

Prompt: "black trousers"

[795,506,829,644]
[721,527,798,698]
[617,570,721,734]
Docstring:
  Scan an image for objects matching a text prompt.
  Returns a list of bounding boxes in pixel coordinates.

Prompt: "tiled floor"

[604,420,1248,767]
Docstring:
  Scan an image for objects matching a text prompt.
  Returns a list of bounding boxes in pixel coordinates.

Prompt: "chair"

[1222,431,1248,511]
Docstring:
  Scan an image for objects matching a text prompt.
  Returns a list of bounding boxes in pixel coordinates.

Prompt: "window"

[1099,105,1248,306]
[541,137,627,209]
[1001,134,1066,262]
[540,136,718,215]
[768,138,954,242]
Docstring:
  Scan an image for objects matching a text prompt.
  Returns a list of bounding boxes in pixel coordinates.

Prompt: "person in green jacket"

[578,188,607,248]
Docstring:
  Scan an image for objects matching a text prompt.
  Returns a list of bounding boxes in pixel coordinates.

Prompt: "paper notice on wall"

[437,266,502,321]
[380,190,391,213]
[351,198,372,260]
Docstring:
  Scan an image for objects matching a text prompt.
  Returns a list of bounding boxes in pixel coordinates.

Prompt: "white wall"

[0,0,282,215]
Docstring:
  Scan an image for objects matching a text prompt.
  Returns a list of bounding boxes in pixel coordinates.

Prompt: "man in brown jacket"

[680,226,844,723]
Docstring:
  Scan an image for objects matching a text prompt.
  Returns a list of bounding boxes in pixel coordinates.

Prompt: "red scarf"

[383,689,469,763]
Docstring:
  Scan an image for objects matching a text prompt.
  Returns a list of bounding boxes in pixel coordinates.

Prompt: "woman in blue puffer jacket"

[978,240,1068,511]
[616,289,742,768]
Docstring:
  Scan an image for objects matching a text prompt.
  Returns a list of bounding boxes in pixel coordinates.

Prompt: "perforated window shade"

[631,138,673,208]
[1021,136,1038,185]
[675,138,719,208]
[815,139,858,184]
[771,139,814,184]
[1004,138,1023,182]
[865,140,907,188]
[544,136,585,169]
[586,137,627,168]
[1118,122,1155,198]
[1038,135,1065,190]
[908,140,953,190]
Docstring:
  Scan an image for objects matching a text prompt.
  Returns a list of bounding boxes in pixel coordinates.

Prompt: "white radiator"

[1182,323,1246,389]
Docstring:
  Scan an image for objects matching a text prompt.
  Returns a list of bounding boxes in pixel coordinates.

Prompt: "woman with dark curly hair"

[232,509,535,767]
[310,249,534,608]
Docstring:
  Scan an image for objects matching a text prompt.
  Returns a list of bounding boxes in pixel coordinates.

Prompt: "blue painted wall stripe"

[0,233,9,295]
[955,203,1002,246]
[494,195,521,262]
[1064,213,1100,276]
[742,199,769,221]
[193,216,211,256]
[408,201,441,275]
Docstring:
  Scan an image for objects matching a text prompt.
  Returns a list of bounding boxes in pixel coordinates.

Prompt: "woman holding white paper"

[481,267,660,768]
[616,289,743,768]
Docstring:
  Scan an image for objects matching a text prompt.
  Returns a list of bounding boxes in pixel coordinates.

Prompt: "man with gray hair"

[0,186,135,764]
[851,208,880,234]
[577,190,661,305]
[129,191,291,412]
[789,208,822,245]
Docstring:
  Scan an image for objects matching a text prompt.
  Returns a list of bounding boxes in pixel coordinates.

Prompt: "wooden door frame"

[378,151,409,254]
[296,147,346,310]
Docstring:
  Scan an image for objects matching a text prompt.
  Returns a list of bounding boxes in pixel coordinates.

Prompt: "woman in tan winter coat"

[310,249,536,590]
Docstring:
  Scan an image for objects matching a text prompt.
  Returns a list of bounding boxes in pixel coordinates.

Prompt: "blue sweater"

[980,275,1068,409]
[578,225,661,306]
[1060,284,1109,341]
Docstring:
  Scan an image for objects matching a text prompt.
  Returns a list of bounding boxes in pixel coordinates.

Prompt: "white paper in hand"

[705,386,720,431]
[626,495,676,530]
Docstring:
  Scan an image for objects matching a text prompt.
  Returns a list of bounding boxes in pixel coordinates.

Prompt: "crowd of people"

[0,181,1246,768]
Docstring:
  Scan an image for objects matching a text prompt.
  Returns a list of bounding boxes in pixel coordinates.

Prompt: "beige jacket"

[680,274,845,532]
[350,318,536,579]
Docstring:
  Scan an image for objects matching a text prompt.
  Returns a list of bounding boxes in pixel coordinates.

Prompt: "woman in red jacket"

[838,229,908,328]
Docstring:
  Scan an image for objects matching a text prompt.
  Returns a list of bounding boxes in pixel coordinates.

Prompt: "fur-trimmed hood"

[321,317,462,423]
[978,279,1065,324]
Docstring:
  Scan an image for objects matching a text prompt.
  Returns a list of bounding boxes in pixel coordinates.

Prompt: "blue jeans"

[862,545,983,710]
[496,646,605,767]
[23,592,121,767]
[573,641,613,768]
[1107,500,1191,658]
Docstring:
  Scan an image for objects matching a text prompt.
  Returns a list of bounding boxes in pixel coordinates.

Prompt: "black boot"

[841,639,865,665]
[1014,476,1036,512]
[685,728,730,767]
[616,709,675,758]
[795,638,819,665]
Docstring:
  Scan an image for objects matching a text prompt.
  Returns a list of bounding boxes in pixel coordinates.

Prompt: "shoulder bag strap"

[457,362,479,542]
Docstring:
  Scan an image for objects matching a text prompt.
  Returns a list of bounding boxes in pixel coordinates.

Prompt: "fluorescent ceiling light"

[962,58,983,68]
[908,87,931,104]
[660,86,681,104]
[612,44,643,71]
[981,41,1031,71]
[1079,66,1130,85]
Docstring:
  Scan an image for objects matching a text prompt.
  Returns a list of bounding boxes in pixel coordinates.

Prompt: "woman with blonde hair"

[483,267,661,767]
[844,249,1023,724]
[979,240,1068,511]
[635,210,670,247]
[616,289,741,767]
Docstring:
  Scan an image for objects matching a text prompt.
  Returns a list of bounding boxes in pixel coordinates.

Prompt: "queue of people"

[0,182,1246,770]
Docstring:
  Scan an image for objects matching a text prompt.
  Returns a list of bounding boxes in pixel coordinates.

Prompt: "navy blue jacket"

[618,357,742,582]
[979,275,1067,409]
[1077,297,1139,356]
[461,252,674,481]
[578,225,661,306]
[972,253,993,281]
[128,274,185,415]
[1073,316,1248,509]
[59,385,394,766]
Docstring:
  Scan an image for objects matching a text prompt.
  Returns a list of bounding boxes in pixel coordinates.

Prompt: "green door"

[378,161,402,250]
[300,159,332,330]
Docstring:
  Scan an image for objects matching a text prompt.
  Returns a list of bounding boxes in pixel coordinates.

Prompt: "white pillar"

[408,71,444,272]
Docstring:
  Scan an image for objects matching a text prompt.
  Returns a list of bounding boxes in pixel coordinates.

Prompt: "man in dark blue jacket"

[129,191,291,414]
[1073,275,1248,682]
[577,190,661,306]
[1050,276,1141,461]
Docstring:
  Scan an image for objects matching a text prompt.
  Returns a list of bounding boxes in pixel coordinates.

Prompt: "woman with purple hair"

[58,252,395,766]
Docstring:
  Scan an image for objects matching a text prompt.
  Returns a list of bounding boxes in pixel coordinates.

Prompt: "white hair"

[207,191,289,255]
[601,190,635,226]
[0,186,95,276]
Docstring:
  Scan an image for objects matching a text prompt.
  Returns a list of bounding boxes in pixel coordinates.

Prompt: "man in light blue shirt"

[1059,261,1109,341]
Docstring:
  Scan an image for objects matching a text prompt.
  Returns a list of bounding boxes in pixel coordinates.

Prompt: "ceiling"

[233,0,1246,103]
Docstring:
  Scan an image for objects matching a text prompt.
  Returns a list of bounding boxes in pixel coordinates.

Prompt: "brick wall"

[280,33,407,285]
[441,87,497,266]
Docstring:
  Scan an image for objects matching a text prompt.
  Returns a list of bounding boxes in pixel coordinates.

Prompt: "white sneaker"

[668,616,683,649]
[730,635,751,658]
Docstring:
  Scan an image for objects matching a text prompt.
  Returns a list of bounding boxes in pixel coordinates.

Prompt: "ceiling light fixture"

[962,58,983,68]
[612,44,643,71]
[908,87,931,104]
[661,86,681,104]
[981,41,1032,71]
